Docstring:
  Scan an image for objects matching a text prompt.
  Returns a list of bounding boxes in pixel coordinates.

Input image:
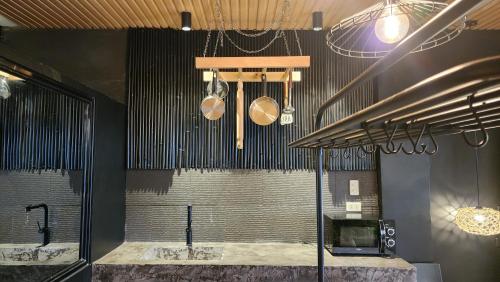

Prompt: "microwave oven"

[324,215,396,256]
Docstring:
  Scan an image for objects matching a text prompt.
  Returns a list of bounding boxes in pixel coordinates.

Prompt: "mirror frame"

[0,48,95,281]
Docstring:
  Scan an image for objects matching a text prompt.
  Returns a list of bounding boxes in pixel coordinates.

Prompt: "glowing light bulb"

[374,7,409,44]
[473,213,486,223]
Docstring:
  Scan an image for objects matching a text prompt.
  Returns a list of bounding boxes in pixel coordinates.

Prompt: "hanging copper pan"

[200,72,228,120]
[249,74,279,126]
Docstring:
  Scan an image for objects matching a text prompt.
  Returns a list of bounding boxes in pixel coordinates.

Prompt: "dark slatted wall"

[127,29,375,170]
[0,83,89,171]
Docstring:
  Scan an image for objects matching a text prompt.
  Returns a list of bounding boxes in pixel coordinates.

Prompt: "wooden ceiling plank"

[117,0,143,28]
[283,0,296,29]
[137,0,162,28]
[240,0,249,30]
[80,0,119,28]
[124,0,153,28]
[6,1,56,28]
[159,0,181,29]
[58,0,98,28]
[150,0,175,28]
[54,0,93,29]
[71,0,109,28]
[204,0,218,30]
[107,0,137,28]
[150,1,170,28]
[249,0,259,30]
[166,0,184,29]
[39,0,80,28]
[191,0,207,29]
[0,6,38,28]
[290,0,307,29]
[257,0,268,30]
[263,0,277,30]
[98,0,130,28]
[221,0,231,30]
[88,0,123,28]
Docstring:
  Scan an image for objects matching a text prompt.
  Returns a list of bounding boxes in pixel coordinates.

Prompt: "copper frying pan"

[249,74,279,126]
[200,72,228,120]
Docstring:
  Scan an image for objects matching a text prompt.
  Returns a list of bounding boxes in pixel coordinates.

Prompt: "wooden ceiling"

[0,0,498,30]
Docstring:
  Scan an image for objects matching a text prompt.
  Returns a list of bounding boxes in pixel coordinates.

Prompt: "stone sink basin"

[0,243,79,265]
[140,246,223,261]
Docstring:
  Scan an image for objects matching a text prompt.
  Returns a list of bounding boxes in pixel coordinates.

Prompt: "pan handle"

[212,70,218,96]
[261,73,267,97]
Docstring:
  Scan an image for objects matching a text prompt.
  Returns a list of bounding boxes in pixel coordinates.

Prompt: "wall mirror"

[0,57,93,282]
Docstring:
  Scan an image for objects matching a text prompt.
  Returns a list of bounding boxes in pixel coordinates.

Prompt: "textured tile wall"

[0,171,82,244]
[125,170,378,243]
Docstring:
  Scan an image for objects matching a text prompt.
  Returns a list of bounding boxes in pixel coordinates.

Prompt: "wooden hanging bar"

[195,56,310,69]
[202,70,301,82]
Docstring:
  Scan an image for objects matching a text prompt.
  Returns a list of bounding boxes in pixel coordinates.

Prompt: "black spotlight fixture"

[312,11,323,31]
[181,11,191,31]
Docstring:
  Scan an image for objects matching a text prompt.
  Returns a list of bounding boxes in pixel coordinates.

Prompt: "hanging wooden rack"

[195,56,310,82]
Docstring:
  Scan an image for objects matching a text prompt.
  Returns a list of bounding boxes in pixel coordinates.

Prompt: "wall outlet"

[346,213,362,219]
[346,201,362,212]
[349,180,360,196]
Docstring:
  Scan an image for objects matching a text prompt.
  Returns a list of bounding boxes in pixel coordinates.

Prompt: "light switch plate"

[346,201,362,212]
[349,180,360,196]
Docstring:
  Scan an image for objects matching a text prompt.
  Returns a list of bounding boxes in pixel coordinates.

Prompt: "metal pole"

[315,147,324,282]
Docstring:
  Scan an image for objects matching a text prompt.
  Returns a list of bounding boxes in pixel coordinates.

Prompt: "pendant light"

[326,0,466,58]
[454,132,500,236]
[181,11,191,31]
[374,3,409,44]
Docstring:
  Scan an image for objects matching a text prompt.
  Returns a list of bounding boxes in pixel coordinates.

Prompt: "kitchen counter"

[93,242,415,281]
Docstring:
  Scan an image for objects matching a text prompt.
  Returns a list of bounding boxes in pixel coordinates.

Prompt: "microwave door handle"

[379,220,386,254]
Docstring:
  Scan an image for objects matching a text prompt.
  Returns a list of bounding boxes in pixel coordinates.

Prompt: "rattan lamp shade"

[454,207,500,236]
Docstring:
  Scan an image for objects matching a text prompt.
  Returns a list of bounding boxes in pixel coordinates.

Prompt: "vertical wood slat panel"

[0,83,88,171]
[127,29,376,171]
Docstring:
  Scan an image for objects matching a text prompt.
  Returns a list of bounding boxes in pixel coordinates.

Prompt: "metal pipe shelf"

[289,56,500,150]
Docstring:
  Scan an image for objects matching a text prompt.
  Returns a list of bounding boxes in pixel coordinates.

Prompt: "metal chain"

[281,30,291,56]
[294,30,303,56]
[222,30,283,54]
[215,0,290,38]
[206,0,303,55]
[203,30,212,57]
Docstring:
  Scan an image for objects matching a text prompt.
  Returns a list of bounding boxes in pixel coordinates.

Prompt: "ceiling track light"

[312,11,323,31]
[181,11,191,31]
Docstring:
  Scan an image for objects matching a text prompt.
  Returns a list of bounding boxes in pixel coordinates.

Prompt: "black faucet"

[186,205,192,246]
[25,203,50,246]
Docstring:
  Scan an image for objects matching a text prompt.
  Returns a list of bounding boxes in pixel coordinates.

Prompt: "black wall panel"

[0,83,88,171]
[127,29,376,171]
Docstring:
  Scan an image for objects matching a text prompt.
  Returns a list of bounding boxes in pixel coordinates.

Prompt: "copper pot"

[249,74,279,126]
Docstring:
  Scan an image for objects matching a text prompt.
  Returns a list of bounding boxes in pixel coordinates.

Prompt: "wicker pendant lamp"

[454,133,500,236]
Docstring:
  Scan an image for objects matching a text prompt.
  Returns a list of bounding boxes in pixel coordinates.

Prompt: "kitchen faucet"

[186,205,192,246]
[25,203,50,246]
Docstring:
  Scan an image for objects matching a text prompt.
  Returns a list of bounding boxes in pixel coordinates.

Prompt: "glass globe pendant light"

[454,132,500,236]
[374,2,410,44]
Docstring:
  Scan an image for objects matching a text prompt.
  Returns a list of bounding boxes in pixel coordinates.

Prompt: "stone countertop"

[0,243,79,266]
[95,242,413,269]
[93,243,416,282]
